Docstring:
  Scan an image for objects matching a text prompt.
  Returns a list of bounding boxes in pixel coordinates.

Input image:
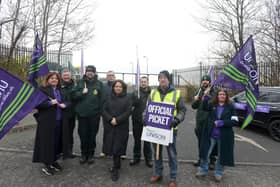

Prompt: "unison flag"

[214,35,259,129]
[0,68,47,140]
[28,33,49,87]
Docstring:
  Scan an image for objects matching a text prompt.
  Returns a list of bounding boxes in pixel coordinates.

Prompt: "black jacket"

[33,86,69,163]
[132,86,151,123]
[61,79,76,119]
[102,91,132,156]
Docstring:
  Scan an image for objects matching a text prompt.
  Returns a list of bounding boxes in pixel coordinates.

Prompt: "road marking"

[235,134,268,152]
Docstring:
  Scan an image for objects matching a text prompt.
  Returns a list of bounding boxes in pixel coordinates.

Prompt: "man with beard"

[73,65,104,164]
[192,75,216,170]
[130,76,152,168]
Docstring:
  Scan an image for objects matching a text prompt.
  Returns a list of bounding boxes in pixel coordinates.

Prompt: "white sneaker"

[120,155,127,159]
[195,172,207,178]
[214,175,222,182]
[100,152,105,158]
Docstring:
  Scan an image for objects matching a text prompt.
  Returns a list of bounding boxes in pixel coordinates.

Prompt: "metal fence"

[173,62,280,87]
[0,43,73,80]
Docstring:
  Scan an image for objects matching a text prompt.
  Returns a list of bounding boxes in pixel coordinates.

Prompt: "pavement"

[0,106,279,187]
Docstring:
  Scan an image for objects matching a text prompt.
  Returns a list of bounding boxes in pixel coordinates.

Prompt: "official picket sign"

[141,101,175,145]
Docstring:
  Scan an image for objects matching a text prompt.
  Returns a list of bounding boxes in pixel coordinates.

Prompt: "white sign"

[141,126,173,146]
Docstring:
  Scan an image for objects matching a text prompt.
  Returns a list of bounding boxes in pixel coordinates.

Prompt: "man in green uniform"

[73,65,104,164]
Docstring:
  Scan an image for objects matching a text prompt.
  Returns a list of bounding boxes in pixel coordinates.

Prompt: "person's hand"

[204,87,211,96]
[82,88,88,94]
[171,118,180,128]
[58,103,66,109]
[50,99,58,105]
[214,120,224,127]
[111,117,117,126]
[194,95,199,101]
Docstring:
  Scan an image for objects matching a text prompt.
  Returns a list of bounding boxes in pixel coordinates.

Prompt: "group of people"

[32,65,237,187]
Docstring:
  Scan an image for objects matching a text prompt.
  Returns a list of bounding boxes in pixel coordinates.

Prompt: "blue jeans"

[152,131,177,180]
[199,138,224,177]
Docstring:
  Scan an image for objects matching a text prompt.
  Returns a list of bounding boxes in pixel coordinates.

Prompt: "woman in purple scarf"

[195,88,238,182]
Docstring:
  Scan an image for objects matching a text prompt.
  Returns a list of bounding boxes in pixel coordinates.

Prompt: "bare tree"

[56,0,95,65]
[197,0,263,64]
[257,0,280,86]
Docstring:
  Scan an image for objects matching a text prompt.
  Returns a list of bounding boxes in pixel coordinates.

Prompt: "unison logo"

[146,128,166,141]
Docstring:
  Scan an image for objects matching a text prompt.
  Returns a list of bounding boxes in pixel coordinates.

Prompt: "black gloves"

[171,118,180,128]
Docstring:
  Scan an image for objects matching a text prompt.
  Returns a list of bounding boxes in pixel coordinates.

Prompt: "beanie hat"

[158,70,170,81]
[85,65,96,73]
[201,74,211,82]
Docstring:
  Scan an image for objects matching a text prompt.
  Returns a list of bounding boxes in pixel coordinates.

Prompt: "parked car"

[231,87,280,142]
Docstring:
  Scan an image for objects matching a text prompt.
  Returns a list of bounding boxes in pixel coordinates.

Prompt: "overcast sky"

[73,0,214,76]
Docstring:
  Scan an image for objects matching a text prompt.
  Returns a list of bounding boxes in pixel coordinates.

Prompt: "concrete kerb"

[0,147,280,167]
[8,123,37,134]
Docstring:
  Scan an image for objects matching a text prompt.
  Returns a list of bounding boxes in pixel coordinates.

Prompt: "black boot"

[145,159,153,168]
[88,155,95,165]
[111,168,119,181]
[79,155,87,164]
[129,159,140,166]
[68,147,76,159]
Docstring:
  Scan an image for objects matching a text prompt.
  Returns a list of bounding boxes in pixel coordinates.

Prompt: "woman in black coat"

[33,72,69,176]
[102,80,132,182]
[195,88,238,182]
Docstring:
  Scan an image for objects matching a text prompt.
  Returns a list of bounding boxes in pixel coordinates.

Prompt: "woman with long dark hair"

[102,80,132,181]
[195,88,238,182]
[33,72,68,176]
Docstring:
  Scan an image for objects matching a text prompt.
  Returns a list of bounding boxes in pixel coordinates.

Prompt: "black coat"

[200,100,238,166]
[61,79,76,119]
[102,92,132,156]
[131,87,151,124]
[33,86,69,164]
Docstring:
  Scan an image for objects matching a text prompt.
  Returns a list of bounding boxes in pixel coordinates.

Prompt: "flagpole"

[136,45,140,99]
[80,48,84,78]
[156,144,160,160]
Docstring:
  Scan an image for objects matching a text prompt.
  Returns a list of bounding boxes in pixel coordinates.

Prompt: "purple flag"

[0,68,48,140]
[207,65,215,85]
[28,33,49,87]
[213,35,259,129]
[80,49,84,77]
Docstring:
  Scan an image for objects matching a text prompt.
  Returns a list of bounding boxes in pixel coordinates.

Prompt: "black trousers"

[78,115,100,157]
[68,117,76,152]
[132,121,152,161]
[195,126,217,162]
[113,155,121,169]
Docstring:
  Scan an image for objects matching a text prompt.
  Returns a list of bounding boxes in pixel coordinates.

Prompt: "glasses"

[218,93,226,96]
